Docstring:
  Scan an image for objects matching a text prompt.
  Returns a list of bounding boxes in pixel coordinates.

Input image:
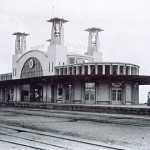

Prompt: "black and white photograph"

[0,0,150,149]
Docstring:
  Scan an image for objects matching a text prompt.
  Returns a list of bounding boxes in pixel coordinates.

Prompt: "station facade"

[0,17,140,105]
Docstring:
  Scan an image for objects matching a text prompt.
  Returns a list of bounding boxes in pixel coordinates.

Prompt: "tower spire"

[12,32,29,55]
[85,27,103,56]
[47,17,68,46]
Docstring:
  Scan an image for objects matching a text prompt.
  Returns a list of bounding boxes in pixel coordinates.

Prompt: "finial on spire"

[53,6,54,17]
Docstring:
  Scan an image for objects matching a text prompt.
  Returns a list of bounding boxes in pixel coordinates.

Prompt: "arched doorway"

[20,57,43,102]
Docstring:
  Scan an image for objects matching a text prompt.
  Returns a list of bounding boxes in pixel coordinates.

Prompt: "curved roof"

[17,50,48,62]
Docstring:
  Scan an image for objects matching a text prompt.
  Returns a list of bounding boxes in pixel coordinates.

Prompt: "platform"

[0,101,150,116]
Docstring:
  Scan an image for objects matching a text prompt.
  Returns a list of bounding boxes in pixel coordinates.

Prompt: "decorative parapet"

[55,62,139,76]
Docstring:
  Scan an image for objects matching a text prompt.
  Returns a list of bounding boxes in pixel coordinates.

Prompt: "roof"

[12,32,29,36]
[1,75,150,86]
[85,27,104,32]
[47,18,68,23]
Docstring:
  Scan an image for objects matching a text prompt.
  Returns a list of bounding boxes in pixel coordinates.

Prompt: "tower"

[85,27,103,62]
[12,32,29,54]
[85,27,103,55]
[47,18,68,46]
[47,17,68,69]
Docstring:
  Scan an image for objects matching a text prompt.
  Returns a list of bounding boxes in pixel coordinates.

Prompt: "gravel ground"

[0,107,150,149]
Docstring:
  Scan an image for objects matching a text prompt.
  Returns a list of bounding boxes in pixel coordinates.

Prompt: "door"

[112,89,122,104]
[84,83,95,104]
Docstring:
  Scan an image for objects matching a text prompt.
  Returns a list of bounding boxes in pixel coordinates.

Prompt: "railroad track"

[0,108,150,128]
[0,124,125,150]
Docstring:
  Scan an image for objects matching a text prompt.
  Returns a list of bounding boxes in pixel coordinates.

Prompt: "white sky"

[0,0,150,103]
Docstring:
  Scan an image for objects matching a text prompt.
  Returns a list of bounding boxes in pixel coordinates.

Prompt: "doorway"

[30,84,43,102]
[84,83,95,104]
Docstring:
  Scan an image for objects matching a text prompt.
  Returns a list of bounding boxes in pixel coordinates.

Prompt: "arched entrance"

[20,57,43,102]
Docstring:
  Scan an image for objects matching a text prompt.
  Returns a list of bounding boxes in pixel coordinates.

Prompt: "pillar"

[43,85,47,102]
[72,66,74,75]
[129,66,132,75]
[13,85,21,101]
[76,66,79,75]
[0,88,2,101]
[110,65,112,75]
[46,84,51,102]
[102,65,105,75]
[88,65,91,75]
[82,65,85,75]
[117,65,120,75]
[67,67,69,75]
[123,66,126,75]
[95,64,98,74]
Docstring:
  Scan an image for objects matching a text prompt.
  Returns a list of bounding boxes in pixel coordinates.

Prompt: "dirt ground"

[0,107,150,149]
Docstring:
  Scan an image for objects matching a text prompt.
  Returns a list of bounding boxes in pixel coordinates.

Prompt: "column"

[43,85,47,102]
[63,67,65,75]
[129,66,132,75]
[110,65,112,75]
[0,88,2,101]
[123,66,126,75]
[136,67,139,75]
[67,67,69,75]
[76,66,79,75]
[58,68,61,75]
[117,65,120,75]
[72,66,74,75]
[13,85,21,101]
[95,64,98,75]
[88,65,91,75]
[46,83,51,102]
[82,65,85,75]
[102,65,105,75]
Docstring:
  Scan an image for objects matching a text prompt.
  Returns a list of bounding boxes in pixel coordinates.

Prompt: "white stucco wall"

[125,83,132,104]
[73,82,82,101]
[96,82,110,104]
[48,45,67,67]
[132,83,139,105]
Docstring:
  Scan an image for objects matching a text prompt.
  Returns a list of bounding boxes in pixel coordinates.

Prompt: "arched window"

[21,57,43,78]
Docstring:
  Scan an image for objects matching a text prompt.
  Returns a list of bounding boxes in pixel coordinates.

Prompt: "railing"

[55,62,139,76]
[0,73,12,81]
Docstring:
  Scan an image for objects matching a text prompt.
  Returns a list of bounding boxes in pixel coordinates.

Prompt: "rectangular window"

[117,90,122,101]
[112,83,122,101]
[69,58,75,64]
[76,58,83,63]
[112,90,116,101]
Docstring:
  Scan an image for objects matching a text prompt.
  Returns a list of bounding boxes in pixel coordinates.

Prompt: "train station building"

[0,17,147,105]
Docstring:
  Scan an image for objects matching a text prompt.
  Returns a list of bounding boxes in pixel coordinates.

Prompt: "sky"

[0,0,150,103]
